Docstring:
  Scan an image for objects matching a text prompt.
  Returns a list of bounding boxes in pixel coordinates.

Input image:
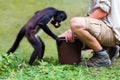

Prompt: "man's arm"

[89,8,108,19]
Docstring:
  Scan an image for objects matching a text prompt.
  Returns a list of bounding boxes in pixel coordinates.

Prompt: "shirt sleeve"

[94,0,111,13]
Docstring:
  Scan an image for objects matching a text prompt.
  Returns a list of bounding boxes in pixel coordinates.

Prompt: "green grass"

[0,0,88,59]
[0,0,120,80]
[0,53,120,80]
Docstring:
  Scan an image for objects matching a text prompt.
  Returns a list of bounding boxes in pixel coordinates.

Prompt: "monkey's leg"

[36,36,45,60]
[26,33,42,65]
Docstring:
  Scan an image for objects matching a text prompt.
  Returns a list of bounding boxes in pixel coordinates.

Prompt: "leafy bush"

[0,52,120,80]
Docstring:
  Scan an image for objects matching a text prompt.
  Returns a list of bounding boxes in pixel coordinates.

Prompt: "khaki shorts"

[85,18,116,47]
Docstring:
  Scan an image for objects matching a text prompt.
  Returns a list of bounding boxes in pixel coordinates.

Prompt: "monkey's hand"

[56,37,61,45]
[51,20,60,28]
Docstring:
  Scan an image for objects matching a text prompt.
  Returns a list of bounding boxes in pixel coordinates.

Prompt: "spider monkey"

[7,7,67,65]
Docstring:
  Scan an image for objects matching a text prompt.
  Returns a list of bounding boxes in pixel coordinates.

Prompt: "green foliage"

[0,0,120,80]
[0,52,120,80]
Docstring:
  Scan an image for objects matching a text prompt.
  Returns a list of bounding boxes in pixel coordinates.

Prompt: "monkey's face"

[51,11,67,28]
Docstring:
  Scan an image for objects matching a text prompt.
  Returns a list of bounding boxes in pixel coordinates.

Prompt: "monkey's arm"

[40,25,61,45]
[40,25,58,40]
[36,15,56,39]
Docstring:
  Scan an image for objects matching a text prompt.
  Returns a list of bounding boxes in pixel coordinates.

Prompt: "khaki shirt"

[88,0,120,41]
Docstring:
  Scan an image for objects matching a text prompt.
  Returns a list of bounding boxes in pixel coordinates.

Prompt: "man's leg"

[70,17,111,67]
[70,17,103,52]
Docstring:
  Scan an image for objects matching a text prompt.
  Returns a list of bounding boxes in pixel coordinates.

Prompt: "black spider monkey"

[7,7,67,65]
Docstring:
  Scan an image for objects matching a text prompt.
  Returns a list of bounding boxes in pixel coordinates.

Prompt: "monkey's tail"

[7,27,26,54]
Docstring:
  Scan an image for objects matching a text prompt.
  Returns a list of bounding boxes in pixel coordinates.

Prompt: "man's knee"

[70,17,86,31]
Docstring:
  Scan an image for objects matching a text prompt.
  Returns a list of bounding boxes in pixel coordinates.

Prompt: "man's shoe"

[79,50,111,67]
[107,45,120,63]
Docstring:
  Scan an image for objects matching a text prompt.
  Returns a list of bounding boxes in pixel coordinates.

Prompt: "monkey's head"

[51,11,67,28]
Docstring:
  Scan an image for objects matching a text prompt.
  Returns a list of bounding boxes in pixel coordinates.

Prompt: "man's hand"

[64,29,75,43]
